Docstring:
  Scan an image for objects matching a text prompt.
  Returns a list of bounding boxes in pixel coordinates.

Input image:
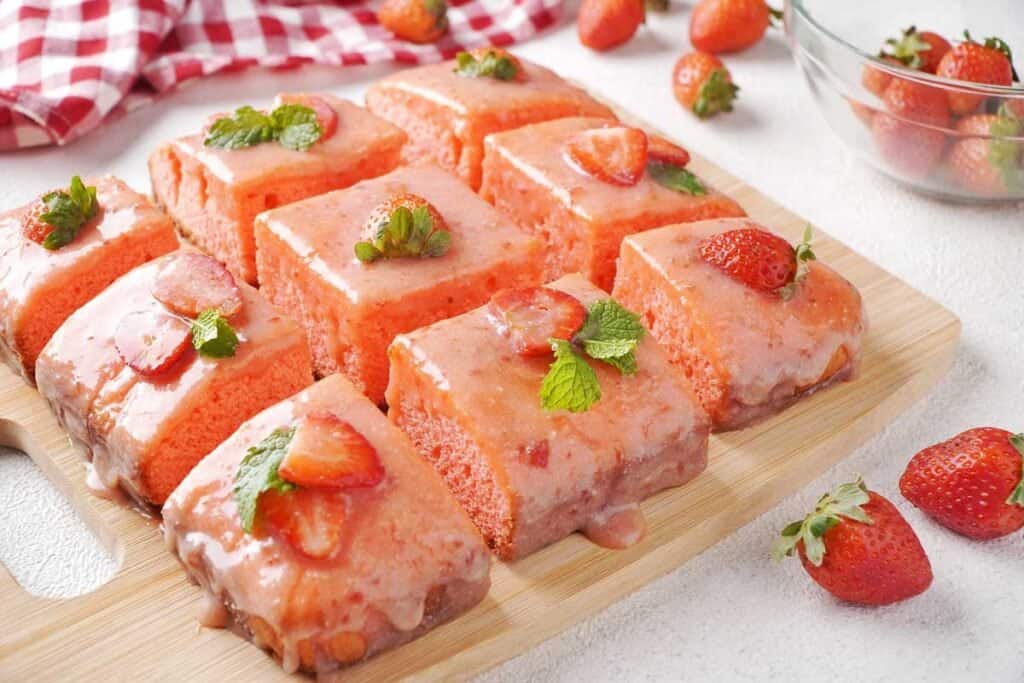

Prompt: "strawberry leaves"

[773,477,873,567]
[233,427,297,533]
[454,49,519,80]
[1008,433,1024,507]
[354,204,452,262]
[778,225,817,301]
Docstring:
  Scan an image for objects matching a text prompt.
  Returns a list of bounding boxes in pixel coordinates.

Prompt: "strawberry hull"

[162,374,491,675]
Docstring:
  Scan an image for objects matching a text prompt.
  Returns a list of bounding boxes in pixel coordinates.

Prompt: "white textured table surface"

[1,6,1022,681]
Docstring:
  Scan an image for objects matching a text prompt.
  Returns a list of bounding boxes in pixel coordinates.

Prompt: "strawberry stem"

[694,70,739,119]
[772,477,872,567]
[1008,434,1024,507]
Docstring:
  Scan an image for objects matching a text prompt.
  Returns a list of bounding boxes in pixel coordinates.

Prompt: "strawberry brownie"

[254,164,543,405]
[612,219,867,431]
[36,250,313,506]
[0,175,177,384]
[163,374,491,675]
[386,274,709,560]
[364,48,615,190]
[479,117,746,289]
[149,93,407,284]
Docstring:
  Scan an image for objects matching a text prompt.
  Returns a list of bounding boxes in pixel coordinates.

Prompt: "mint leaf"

[540,339,601,412]
[581,337,638,360]
[191,308,239,358]
[271,104,322,151]
[600,350,637,375]
[233,427,296,533]
[648,162,708,195]
[576,299,646,345]
[204,106,276,149]
[39,175,99,250]
[454,50,519,81]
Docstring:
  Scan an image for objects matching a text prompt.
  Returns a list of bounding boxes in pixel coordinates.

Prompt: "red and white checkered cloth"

[0,0,563,151]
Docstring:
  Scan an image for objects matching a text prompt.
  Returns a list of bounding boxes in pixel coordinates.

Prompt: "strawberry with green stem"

[354,194,452,263]
[882,26,951,73]
[936,32,1017,115]
[774,477,933,606]
[672,52,738,119]
[699,224,816,299]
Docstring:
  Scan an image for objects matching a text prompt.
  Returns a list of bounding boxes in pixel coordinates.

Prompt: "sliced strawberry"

[647,134,691,167]
[21,200,53,245]
[259,487,348,560]
[699,225,797,292]
[277,94,339,140]
[278,412,385,490]
[488,287,587,356]
[564,126,648,186]
[152,252,242,318]
[114,310,192,376]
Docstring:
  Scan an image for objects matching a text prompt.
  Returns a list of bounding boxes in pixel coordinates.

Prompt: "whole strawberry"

[699,224,815,295]
[936,32,1016,115]
[881,77,950,127]
[871,113,947,178]
[946,111,1023,197]
[861,55,904,99]
[900,428,1024,540]
[578,0,644,52]
[377,0,448,44]
[774,478,933,606]
[672,51,739,119]
[883,26,952,74]
[689,0,778,55]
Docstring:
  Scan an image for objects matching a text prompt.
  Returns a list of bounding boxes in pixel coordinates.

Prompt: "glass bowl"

[786,0,1024,202]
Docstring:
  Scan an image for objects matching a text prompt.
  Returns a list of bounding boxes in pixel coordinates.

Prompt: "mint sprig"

[648,162,707,196]
[354,206,451,263]
[454,50,519,81]
[204,103,323,152]
[540,299,646,412]
[39,175,98,250]
[233,427,297,533]
[772,477,873,567]
[190,308,240,358]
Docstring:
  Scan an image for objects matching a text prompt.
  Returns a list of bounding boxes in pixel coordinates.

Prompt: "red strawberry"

[488,287,587,357]
[577,0,645,52]
[276,94,339,141]
[114,310,192,377]
[564,126,648,186]
[871,113,947,178]
[689,0,776,55]
[152,252,242,318]
[259,487,348,560]
[672,51,738,119]
[861,55,904,99]
[774,478,933,606]
[377,0,448,44]
[881,77,950,127]
[900,428,1024,540]
[884,27,952,74]
[21,200,53,245]
[699,225,800,292]
[362,193,447,241]
[936,34,1015,115]
[278,412,385,490]
[647,134,691,167]
[946,114,1020,197]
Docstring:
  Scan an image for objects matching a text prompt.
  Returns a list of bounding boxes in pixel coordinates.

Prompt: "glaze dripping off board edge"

[0,100,960,681]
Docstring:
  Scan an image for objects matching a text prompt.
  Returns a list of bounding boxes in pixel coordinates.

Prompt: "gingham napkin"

[0,0,562,151]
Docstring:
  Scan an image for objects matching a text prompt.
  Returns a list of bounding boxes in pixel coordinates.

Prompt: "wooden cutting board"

[0,110,960,681]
